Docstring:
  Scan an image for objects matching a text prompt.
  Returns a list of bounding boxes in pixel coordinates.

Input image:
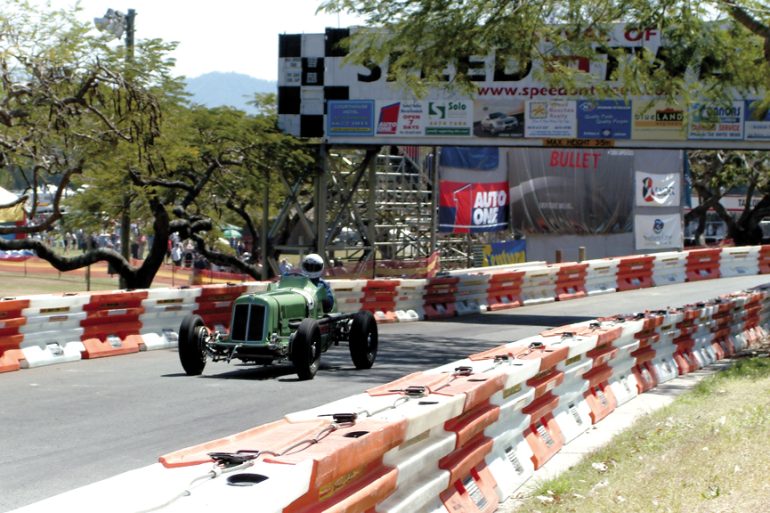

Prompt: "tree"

[0,1,192,288]
[687,150,770,245]
[319,1,770,105]
[135,98,314,280]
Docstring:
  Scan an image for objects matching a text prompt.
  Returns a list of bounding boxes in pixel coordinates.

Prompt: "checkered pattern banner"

[277,29,350,138]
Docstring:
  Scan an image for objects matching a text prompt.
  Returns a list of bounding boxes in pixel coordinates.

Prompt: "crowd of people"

[31,225,278,277]
[31,228,150,258]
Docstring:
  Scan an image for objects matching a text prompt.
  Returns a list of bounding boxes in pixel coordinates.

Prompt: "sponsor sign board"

[635,172,680,207]
[480,240,527,266]
[278,26,770,148]
[635,214,683,249]
[688,101,744,140]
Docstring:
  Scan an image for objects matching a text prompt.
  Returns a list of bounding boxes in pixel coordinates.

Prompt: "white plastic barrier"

[607,340,641,405]
[720,246,760,277]
[285,383,466,513]
[393,279,426,321]
[446,261,548,276]
[651,319,681,385]
[608,358,640,406]
[11,284,768,513]
[329,279,368,314]
[18,293,92,368]
[485,387,537,501]
[482,360,540,501]
[584,258,619,296]
[139,287,203,350]
[518,266,557,305]
[552,352,593,444]
[9,457,315,513]
[692,324,718,367]
[652,251,687,286]
[453,272,490,316]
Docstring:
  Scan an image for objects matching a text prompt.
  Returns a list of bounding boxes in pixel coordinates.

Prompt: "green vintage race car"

[177,275,378,380]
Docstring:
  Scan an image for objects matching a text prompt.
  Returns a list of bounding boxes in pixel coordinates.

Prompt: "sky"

[39,0,363,81]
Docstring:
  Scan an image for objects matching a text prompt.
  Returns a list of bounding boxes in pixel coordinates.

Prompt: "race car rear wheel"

[291,318,321,380]
[349,310,378,369]
[179,314,208,376]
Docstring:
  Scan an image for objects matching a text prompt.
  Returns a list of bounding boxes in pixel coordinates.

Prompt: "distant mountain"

[185,72,276,114]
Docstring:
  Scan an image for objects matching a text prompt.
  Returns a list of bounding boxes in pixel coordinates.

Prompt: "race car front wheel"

[178,314,208,376]
[291,318,321,380]
[349,310,378,369]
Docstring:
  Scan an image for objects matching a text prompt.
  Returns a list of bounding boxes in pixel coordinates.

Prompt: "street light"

[94,8,136,288]
[94,8,135,60]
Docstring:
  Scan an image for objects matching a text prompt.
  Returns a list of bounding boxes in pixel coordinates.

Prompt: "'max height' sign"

[277,26,770,149]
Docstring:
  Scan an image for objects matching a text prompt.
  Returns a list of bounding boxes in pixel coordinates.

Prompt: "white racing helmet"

[300,253,325,279]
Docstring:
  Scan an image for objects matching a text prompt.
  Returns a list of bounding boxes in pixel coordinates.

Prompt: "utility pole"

[119,9,136,289]
[94,8,136,289]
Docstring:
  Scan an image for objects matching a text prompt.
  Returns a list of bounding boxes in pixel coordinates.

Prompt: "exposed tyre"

[178,314,208,376]
[291,318,321,380]
[349,310,378,369]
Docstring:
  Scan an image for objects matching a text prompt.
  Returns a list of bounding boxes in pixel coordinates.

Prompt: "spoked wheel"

[348,310,378,369]
[291,318,321,380]
[178,314,208,376]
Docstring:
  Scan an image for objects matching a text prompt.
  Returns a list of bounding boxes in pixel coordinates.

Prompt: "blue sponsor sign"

[744,100,770,140]
[481,240,526,266]
[577,100,632,139]
[327,100,375,137]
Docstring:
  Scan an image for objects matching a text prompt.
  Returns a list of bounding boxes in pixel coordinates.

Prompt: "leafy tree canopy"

[319,1,770,106]
[0,1,313,287]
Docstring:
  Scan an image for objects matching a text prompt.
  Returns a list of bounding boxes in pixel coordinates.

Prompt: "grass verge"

[513,357,770,513]
[0,270,120,296]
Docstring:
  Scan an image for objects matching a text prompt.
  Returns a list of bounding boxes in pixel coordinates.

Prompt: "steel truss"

[265,145,473,275]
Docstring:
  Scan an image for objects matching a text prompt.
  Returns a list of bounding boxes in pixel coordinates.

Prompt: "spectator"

[130,239,140,259]
[279,258,293,275]
[193,254,208,270]
[171,243,183,266]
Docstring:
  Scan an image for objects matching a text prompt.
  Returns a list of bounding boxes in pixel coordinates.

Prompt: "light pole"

[94,9,135,289]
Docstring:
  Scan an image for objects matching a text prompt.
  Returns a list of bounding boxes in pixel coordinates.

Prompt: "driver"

[300,253,335,313]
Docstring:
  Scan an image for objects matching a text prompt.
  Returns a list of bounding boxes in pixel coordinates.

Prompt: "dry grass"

[514,357,770,513]
[0,270,120,296]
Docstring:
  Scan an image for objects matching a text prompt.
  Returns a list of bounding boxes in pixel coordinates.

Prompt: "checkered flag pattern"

[278,28,351,138]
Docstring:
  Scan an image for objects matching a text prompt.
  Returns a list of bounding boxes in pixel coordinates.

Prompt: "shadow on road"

[430,312,597,327]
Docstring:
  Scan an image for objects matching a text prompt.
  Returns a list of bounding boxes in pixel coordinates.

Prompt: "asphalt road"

[1,275,768,512]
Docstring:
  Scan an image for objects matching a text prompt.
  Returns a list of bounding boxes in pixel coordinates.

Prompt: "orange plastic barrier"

[555,263,588,301]
[759,245,770,274]
[616,255,654,291]
[686,248,721,282]
[360,279,399,322]
[127,283,770,513]
[711,327,734,359]
[485,271,524,311]
[581,341,619,423]
[631,345,658,393]
[277,418,406,513]
[540,323,623,347]
[193,283,248,331]
[446,402,498,446]
[0,298,31,372]
[673,336,700,374]
[160,417,331,468]
[80,290,148,358]
[439,436,498,513]
[522,400,564,470]
[423,276,459,319]
[582,364,618,424]
[524,354,567,469]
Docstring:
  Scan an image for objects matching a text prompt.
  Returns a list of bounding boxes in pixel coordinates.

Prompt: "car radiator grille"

[230,304,266,342]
